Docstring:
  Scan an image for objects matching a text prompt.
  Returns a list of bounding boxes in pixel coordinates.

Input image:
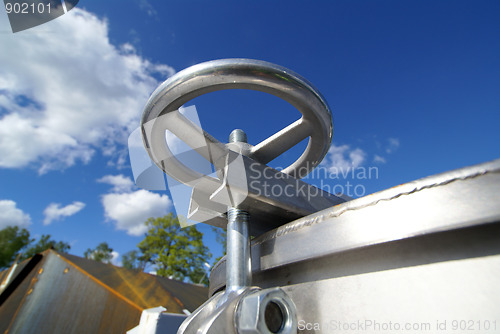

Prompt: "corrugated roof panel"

[154,276,209,312]
[6,251,141,334]
[59,252,208,312]
[0,255,45,333]
[0,250,208,333]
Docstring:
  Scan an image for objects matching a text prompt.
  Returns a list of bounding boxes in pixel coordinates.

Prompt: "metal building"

[0,249,208,333]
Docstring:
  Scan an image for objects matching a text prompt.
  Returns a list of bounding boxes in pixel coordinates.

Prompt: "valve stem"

[226,129,251,292]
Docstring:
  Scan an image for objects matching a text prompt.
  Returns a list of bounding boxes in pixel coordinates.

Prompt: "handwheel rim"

[141,58,333,183]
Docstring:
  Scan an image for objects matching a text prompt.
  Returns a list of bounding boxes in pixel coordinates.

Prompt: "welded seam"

[255,167,500,244]
[326,168,500,220]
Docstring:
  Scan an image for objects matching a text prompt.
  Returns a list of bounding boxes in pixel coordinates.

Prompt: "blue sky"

[0,1,499,269]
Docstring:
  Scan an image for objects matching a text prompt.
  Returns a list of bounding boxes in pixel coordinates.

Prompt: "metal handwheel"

[141,58,333,182]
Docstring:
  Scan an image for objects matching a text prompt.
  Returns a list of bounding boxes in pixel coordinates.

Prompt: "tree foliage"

[0,227,70,269]
[0,226,32,269]
[84,242,114,263]
[137,213,211,284]
[22,235,70,261]
[122,250,146,270]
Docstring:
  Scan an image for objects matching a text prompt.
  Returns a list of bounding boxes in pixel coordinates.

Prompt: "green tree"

[84,242,114,263]
[122,250,146,270]
[0,226,32,269]
[0,227,71,268]
[138,213,211,284]
[21,235,71,261]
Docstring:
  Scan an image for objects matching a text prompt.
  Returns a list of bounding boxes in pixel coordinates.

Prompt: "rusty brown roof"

[0,249,207,334]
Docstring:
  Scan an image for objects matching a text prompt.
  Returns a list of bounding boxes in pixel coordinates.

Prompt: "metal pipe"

[226,129,251,292]
[226,208,251,291]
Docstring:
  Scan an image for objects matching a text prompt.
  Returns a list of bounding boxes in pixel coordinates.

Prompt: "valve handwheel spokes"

[141,58,333,183]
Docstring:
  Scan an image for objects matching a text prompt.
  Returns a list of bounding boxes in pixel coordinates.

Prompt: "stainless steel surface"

[285,250,500,334]
[229,129,248,144]
[226,208,251,292]
[141,58,333,181]
[177,291,235,334]
[177,289,254,334]
[178,287,298,334]
[225,131,252,293]
[142,109,224,187]
[209,158,500,295]
[188,152,348,235]
[188,225,500,334]
[202,158,500,334]
[149,58,500,333]
[236,288,297,334]
[141,58,345,236]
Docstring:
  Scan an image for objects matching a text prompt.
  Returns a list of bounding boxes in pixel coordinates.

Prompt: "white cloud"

[323,144,366,173]
[386,138,400,154]
[0,8,174,173]
[99,175,171,236]
[97,174,135,193]
[374,154,386,164]
[43,201,86,225]
[110,251,121,266]
[0,200,31,229]
[102,189,171,236]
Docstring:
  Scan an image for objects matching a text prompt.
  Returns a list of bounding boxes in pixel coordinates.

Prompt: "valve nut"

[235,288,297,334]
